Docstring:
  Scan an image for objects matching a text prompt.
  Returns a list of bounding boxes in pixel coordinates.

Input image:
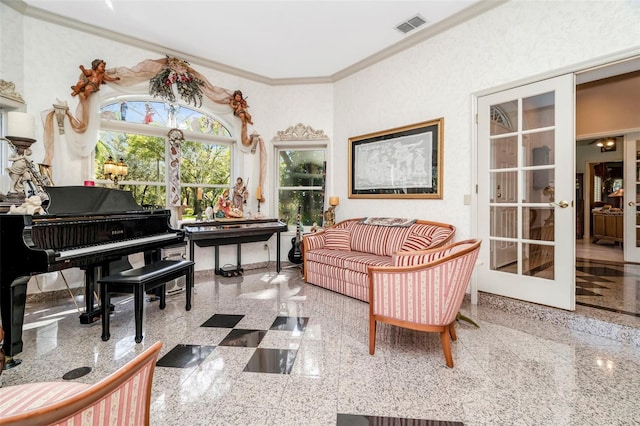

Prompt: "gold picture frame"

[348,118,443,199]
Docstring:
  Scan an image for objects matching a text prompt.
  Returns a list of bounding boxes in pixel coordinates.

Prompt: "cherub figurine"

[229,90,253,125]
[71,59,119,99]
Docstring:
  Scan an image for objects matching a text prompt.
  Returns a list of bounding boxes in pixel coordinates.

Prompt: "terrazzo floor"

[3,265,640,425]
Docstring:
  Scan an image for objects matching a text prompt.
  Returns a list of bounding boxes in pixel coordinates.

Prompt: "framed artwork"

[348,118,443,199]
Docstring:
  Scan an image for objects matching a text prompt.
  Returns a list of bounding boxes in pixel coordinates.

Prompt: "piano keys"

[1,186,184,363]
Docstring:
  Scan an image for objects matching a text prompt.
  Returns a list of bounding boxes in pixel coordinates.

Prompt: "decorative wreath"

[149,57,204,107]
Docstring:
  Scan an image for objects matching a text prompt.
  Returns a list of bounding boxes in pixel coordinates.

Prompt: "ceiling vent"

[395,14,427,34]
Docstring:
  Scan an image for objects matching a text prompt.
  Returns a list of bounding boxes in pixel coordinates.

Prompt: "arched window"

[96,99,234,219]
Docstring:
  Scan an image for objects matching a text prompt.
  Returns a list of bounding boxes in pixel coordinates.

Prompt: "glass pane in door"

[490,101,518,134]
[488,91,557,280]
[490,136,517,168]
[523,242,554,278]
[523,92,555,129]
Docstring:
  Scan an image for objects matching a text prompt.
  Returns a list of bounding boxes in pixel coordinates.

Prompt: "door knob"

[629,201,636,207]
[549,200,569,208]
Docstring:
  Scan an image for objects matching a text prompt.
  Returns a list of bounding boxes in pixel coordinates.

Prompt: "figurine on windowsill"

[214,188,243,219]
[231,177,248,213]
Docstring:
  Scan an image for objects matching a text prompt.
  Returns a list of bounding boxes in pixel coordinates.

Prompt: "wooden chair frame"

[368,239,481,368]
[0,341,162,425]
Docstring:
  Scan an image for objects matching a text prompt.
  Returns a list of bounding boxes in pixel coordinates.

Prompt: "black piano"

[0,186,184,363]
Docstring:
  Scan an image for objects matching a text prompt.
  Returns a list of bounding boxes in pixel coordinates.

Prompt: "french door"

[624,132,640,262]
[477,74,576,310]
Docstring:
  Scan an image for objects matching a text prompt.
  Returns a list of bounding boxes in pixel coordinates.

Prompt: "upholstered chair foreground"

[0,341,162,426]
[368,239,481,368]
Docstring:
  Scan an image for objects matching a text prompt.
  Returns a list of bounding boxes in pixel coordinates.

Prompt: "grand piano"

[0,186,184,364]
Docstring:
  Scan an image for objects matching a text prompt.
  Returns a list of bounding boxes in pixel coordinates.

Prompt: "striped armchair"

[0,341,162,425]
[368,239,481,368]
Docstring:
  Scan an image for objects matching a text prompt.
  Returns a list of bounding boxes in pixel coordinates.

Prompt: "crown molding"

[3,0,504,86]
[331,0,507,82]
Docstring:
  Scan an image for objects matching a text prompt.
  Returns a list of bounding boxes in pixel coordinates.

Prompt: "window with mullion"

[277,148,325,226]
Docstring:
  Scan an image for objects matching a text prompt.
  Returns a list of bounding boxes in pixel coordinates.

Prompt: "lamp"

[324,196,339,227]
[104,156,127,185]
[597,137,616,152]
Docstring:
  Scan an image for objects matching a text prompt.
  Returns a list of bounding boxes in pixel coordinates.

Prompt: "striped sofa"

[302,218,456,302]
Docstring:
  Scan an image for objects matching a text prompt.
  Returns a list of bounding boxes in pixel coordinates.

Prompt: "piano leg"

[79,266,102,324]
[1,275,29,366]
[101,279,111,342]
[276,230,282,273]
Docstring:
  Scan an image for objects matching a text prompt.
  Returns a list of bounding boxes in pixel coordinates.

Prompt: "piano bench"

[99,259,195,343]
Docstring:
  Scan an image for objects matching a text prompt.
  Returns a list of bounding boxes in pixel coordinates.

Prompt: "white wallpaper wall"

[2,0,640,292]
[333,0,640,240]
[3,5,334,290]
[0,4,24,93]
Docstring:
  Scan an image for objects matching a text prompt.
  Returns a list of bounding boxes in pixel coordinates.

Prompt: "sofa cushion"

[409,223,454,247]
[400,232,433,251]
[305,249,351,268]
[344,252,393,274]
[350,224,409,256]
[324,228,351,251]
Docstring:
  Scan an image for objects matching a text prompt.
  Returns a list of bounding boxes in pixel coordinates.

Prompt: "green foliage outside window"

[278,149,325,226]
[180,139,231,212]
[98,100,233,215]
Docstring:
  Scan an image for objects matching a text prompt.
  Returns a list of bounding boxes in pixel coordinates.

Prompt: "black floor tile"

[576,275,613,283]
[336,413,463,425]
[576,281,609,289]
[201,313,245,328]
[576,266,626,276]
[243,348,298,374]
[576,288,603,296]
[270,316,309,332]
[219,329,266,347]
[156,344,215,368]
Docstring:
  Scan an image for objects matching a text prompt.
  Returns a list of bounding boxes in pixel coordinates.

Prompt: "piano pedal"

[217,266,243,277]
[3,356,22,370]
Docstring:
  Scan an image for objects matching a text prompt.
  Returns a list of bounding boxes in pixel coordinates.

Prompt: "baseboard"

[469,291,640,346]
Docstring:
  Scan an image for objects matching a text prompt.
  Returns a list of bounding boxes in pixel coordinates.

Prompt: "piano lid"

[44,186,144,215]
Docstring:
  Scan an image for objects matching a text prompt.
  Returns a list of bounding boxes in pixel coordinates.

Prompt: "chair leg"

[440,330,454,368]
[369,318,377,355]
[449,323,457,341]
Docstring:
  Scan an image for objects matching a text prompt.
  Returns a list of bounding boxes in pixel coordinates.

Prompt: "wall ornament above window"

[272,123,328,141]
[0,80,25,104]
